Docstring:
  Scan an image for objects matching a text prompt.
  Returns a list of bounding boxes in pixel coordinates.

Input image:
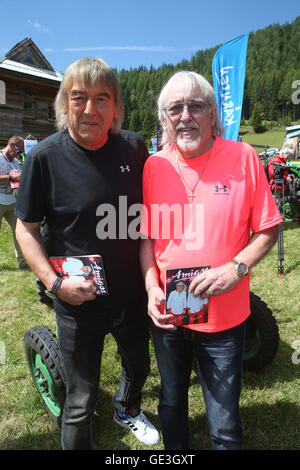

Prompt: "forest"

[116,16,300,146]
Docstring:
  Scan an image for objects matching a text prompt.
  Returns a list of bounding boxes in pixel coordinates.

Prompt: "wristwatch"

[45,277,63,299]
[231,258,249,279]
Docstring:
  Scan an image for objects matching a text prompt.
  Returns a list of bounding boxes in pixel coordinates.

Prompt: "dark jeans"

[151,322,245,450]
[55,297,150,450]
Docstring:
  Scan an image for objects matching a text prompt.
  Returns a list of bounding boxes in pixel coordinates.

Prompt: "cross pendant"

[189,192,196,200]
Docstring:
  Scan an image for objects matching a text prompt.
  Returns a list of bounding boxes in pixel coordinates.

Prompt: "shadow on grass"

[0,430,61,451]
[279,221,300,232]
[0,388,159,451]
[280,259,300,275]
[243,341,299,384]
[2,375,299,451]
[0,264,20,272]
[188,401,300,450]
[241,401,300,450]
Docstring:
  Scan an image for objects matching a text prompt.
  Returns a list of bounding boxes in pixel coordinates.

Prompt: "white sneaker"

[114,410,160,446]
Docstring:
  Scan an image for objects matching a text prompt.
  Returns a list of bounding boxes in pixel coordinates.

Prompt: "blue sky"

[1,0,299,73]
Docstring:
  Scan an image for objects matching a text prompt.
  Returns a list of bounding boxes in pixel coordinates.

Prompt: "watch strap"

[45,277,63,299]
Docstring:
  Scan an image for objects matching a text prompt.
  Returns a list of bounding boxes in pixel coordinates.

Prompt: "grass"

[1,214,300,451]
[240,125,286,150]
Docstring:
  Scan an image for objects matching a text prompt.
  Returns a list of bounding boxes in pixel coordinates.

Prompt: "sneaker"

[114,410,159,446]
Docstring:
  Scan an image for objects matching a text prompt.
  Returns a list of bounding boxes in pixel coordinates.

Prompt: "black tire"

[36,277,53,307]
[243,292,279,371]
[23,326,66,426]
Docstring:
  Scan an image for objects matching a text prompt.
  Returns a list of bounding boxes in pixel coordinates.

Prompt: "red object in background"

[9,170,20,189]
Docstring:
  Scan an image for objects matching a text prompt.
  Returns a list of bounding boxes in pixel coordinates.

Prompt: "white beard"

[175,120,202,155]
[177,135,201,154]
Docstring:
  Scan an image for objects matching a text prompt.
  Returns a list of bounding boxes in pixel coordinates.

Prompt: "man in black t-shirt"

[15,58,159,449]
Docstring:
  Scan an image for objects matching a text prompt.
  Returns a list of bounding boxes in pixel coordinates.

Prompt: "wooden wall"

[0,72,60,147]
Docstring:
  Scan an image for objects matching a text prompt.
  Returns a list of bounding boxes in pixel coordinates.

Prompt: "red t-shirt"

[141,137,282,332]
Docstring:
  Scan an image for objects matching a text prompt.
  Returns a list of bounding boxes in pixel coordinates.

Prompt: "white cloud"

[64,45,201,53]
[27,19,49,33]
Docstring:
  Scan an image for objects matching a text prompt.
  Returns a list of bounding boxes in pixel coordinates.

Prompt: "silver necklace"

[175,144,213,201]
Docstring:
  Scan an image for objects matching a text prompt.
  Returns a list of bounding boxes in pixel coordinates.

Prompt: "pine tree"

[250,102,264,133]
[116,16,300,143]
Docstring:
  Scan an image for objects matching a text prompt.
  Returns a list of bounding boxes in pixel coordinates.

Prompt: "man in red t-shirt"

[140,71,282,450]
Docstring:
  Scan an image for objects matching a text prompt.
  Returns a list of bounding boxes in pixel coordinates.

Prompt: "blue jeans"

[55,297,150,450]
[151,322,245,450]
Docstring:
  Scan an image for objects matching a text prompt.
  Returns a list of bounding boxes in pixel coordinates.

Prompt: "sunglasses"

[14,144,22,154]
[164,100,209,118]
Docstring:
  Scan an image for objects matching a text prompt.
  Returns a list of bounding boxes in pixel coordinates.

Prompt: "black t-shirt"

[16,129,148,313]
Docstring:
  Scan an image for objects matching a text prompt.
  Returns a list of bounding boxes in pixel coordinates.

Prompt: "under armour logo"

[215,184,228,193]
[120,165,130,172]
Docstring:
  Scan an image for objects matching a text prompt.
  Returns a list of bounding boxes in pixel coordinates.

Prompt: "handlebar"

[271,162,287,169]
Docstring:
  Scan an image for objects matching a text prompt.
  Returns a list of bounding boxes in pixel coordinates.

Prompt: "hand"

[57,278,98,305]
[189,263,240,298]
[10,171,21,181]
[147,285,177,330]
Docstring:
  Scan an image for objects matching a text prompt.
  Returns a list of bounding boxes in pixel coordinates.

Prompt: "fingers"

[147,286,177,330]
[206,287,214,297]
[148,304,177,330]
[189,272,205,293]
[150,315,177,330]
[188,263,240,298]
[58,279,97,305]
[77,280,97,302]
[12,173,20,181]
[189,273,214,298]
[80,280,97,295]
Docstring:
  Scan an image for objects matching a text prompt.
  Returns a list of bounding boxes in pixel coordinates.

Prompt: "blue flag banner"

[212,34,249,141]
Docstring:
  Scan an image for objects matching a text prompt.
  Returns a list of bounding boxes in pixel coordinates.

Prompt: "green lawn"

[240,125,286,150]
[0,216,299,450]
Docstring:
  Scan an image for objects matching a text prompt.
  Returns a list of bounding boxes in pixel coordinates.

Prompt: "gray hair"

[157,71,224,148]
[280,147,293,156]
[8,136,24,149]
[55,57,124,133]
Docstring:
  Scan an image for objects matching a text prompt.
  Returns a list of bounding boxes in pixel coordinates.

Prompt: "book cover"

[49,255,109,295]
[165,265,210,326]
[9,170,20,189]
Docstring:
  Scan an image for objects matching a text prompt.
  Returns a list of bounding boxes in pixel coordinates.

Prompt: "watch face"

[45,290,56,299]
[238,263,248,276]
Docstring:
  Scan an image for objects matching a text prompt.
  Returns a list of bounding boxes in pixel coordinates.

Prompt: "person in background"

[15,57,159,450]
[140,71,282,450]
[268,147,293,191]
[0,136,28,270]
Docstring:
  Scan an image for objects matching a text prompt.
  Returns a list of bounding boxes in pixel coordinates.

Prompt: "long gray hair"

[157,71,224,148]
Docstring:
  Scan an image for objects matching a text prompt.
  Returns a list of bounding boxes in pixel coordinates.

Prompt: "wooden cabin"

[0,38,63,147]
